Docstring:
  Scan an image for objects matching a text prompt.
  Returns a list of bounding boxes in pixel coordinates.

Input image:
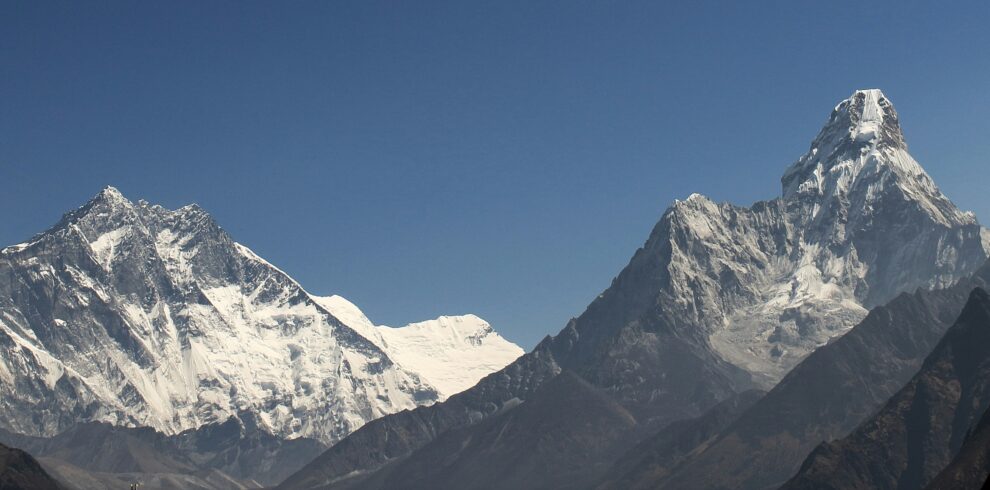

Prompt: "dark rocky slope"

[603,262,990,490]
[781,288,990,490]
[338,372,638,490]
[0,443,61,490]
[595,389,765,489]
[924,405,990,490]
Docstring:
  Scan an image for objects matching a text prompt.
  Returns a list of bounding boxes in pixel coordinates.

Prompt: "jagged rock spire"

[781,89,910,197]
[779,89,974,228]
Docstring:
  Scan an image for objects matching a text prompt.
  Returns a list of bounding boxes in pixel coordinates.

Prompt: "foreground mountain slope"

[0,188,520,447]
[604,262,990,490]
[924,405,990,490]
[594,389,765,490]
[781,288,990,490]
[340,372,638,490]
[0,443,62,490]
[280,90,988,488]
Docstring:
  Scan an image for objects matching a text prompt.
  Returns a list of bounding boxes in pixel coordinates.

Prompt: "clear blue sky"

[3,1,989,348]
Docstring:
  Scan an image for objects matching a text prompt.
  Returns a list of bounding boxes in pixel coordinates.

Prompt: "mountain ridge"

[279,90,989,488]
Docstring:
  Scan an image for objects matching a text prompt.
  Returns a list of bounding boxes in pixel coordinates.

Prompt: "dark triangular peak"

[0,442,63,489]
[781,287,990,490]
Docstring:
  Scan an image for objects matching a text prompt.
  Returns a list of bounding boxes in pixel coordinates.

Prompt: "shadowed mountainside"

[0,442,62,490]
[782,288,990,490]
[600,263,990,490]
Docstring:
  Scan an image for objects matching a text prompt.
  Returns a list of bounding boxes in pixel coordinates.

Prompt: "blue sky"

[2,1,989,348]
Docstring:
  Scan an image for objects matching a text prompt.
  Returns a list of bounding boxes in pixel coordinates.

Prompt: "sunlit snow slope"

[315,295,523,399]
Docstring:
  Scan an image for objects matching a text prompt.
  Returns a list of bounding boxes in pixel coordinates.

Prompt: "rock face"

[279,90,989,488]
[0,443,62,490]
[0,188,521,446]
[781,288,990,490]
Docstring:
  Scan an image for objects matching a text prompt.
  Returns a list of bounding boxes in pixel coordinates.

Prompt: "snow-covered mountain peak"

[636,90,989,386]
[313,295,524,399]
[824,88,904,149]
[82,185,138,216]
[95,185,128,204]
[313,295,378,338]
[50,186,137,231]
[781,90,904,197]
[780,89,973,228]
[375,314,523,398]
[71,187,210,228]
[0,188,523,445]
[669,192,717,214]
